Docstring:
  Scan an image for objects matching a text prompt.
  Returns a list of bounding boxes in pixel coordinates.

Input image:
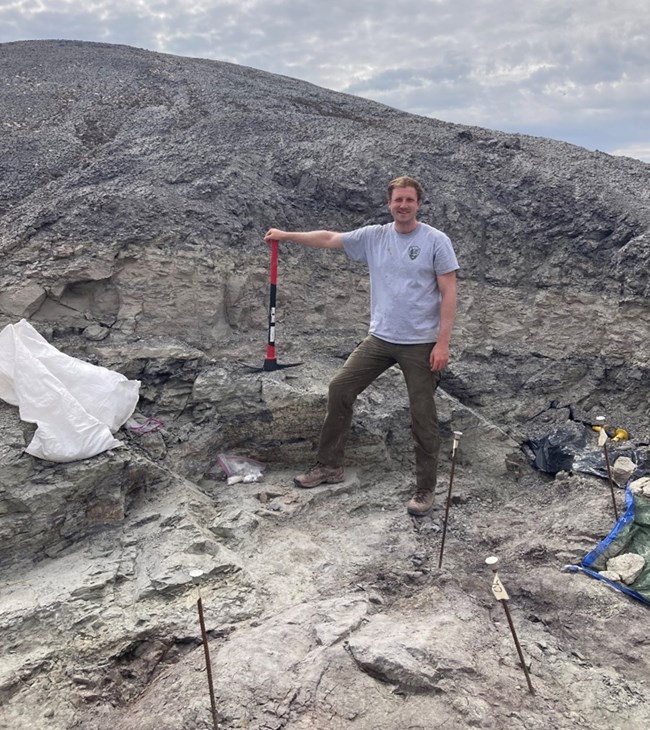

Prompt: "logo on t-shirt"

[408,246,420,260]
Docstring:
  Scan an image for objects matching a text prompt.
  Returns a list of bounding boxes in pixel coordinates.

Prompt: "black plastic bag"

[527,423,647,478]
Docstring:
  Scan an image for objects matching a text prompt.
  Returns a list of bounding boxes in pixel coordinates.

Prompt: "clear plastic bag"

[217,453,265,484]
[125,416,165,434]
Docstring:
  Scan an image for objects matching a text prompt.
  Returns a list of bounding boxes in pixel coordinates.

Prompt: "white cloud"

[610,144,650,163]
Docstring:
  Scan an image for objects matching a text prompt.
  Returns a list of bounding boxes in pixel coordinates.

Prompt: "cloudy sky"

[1,0,648,162]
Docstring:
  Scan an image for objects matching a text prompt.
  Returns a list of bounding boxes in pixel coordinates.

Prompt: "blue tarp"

[565,485,650,606]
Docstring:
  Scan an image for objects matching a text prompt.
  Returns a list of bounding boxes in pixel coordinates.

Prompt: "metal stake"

[485,556,535,695]
[438,431,463,569]
[595,416,619,521]
[190,570,219,730]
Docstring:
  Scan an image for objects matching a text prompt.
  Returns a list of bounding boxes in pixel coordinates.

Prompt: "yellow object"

[592,425,629,442]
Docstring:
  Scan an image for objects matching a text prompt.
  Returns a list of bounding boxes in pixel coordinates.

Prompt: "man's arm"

[429,271,457,371]
[264,228,344,249]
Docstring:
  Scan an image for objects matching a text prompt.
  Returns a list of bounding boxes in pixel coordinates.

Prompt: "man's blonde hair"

[387,176,424,202]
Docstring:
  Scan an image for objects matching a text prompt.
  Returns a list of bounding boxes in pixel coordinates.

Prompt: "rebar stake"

[485,556,535,695]
[190,570,219,730]
[595,416,619,521]
[438,431,463,569]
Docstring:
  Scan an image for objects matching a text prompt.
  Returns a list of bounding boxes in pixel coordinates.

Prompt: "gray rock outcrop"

[1,40,649,730]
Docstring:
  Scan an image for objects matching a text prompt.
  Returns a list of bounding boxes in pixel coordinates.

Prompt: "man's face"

[388,186,421,226]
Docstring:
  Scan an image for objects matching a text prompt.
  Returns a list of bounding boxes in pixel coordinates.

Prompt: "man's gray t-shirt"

[341,222,459,344]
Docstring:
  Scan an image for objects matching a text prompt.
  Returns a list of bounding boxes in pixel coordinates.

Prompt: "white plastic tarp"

[0,319,140,462]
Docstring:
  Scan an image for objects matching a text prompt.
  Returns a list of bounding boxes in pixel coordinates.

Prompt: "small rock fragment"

[629,476,650,497]
[83,324,110,341]
[611,457,635,486]
[606,553,645,585]
[598,570,622,582]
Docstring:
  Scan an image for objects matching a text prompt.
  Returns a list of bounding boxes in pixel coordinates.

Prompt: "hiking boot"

[294,463,344,489]
[407,490,435,516]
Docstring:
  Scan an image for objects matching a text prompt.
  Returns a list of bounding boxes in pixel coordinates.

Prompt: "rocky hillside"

[0,40,649,730]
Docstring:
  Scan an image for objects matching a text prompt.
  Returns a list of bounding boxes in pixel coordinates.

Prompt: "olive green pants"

[317,335,442,492]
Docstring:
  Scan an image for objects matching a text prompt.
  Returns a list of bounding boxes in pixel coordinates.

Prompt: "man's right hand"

[264,228,285,243]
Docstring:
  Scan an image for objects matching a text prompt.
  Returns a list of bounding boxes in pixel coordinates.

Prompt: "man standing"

[264,176,458,516]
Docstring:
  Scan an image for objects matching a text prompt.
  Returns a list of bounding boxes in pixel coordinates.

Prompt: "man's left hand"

[429,343,450,371]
